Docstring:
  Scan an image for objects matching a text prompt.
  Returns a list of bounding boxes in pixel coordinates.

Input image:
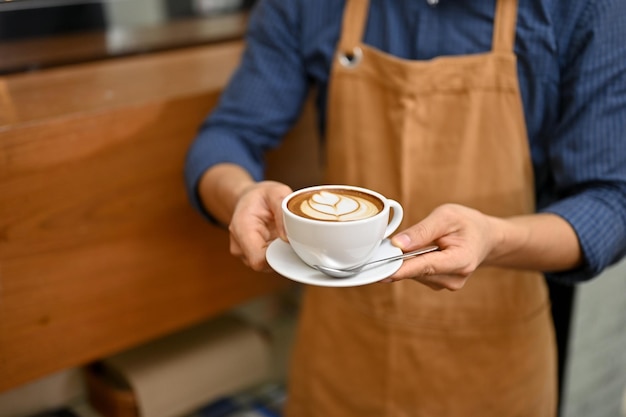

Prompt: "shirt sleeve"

[541,0,626,283]
[184,0,310,218]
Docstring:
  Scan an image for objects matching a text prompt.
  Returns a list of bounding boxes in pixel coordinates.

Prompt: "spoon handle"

[367,245,439,267]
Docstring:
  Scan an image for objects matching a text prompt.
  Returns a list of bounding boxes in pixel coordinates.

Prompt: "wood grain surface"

[0,40,319,392]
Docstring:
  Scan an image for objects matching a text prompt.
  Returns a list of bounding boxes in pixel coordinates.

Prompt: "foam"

[299,190,379,221]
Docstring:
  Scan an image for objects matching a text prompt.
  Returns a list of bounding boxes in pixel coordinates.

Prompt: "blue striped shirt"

[185,0,626,283]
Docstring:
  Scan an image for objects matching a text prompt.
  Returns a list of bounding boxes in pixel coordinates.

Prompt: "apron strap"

[337,0,518,56]
[337,0,369,55]
[492,0,519,53]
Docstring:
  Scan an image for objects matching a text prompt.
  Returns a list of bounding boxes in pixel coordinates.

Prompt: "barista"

[185,0,626,415]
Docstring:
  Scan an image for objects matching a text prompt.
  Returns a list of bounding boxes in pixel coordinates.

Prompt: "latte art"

[282,185,404,270]
[297,190,381,221]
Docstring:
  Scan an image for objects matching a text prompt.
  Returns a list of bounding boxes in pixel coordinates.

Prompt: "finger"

[229,232,256,269]
[273,195,288,242]
[391,207,456,251]
[229,235,243,258]
[229,218,273,272]
[415,280,447,291]
[380,271,444,289]
[415,275,467,291]
[391,264,466,291]
[389,250,470,291]
[390,251,440,280]
[413,273,467,291]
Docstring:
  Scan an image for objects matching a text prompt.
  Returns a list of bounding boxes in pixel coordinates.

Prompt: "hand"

[228,181,293,272]
[387,203,501,291]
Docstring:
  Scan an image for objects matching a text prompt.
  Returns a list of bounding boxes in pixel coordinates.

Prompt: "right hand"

[228,181,293,272]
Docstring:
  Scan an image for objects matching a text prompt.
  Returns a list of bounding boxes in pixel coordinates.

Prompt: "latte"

[287,188,383,222]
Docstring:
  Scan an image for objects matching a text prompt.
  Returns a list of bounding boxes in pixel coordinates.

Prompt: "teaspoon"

[313,245,439,278]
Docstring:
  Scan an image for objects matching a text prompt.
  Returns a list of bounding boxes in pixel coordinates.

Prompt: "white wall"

[561,259,626,417]
[103,0,166,28]
[0,369,84,417]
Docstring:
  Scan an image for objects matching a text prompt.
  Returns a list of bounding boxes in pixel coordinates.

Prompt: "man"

[185,0,626,415]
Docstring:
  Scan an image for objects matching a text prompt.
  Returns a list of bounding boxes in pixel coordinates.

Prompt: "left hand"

[386,203,502,290]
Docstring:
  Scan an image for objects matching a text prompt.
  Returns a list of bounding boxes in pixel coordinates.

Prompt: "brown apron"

[285,0,557,416]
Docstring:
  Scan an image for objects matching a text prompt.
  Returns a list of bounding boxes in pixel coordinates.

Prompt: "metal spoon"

[313,245,439,278]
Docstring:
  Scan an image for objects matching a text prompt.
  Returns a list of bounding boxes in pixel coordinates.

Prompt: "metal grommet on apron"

[338,46,363,68]
[285,0,558,416]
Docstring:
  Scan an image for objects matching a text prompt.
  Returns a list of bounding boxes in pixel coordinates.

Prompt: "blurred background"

[0,0,255,74]
[0,1,624,417]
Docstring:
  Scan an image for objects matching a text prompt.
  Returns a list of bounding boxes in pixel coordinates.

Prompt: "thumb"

[275,203,288,241]
[391,213,444,251]
[272,187,292,242]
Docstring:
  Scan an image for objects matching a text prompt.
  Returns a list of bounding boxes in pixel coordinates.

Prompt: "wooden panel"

[0,41,318,392]
[0,80,18,125]
[2,40,245,125]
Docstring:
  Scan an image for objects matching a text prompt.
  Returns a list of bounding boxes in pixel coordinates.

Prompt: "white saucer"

[266,238,403,287]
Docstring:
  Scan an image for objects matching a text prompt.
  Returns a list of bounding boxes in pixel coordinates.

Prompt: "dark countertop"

[0,11,248,75]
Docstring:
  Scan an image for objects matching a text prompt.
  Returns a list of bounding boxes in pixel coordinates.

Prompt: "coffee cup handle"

[383,200,404,239]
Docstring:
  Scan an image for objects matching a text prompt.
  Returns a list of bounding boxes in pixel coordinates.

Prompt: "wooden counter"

[0,39,321,392]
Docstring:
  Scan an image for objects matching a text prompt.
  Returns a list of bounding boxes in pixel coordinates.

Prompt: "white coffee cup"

[282,185,404,269]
